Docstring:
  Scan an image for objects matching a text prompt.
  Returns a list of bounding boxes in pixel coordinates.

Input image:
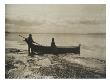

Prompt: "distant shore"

[5,31,106,35]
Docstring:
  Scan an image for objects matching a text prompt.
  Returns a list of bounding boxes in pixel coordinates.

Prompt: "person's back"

[27,35,33,45]
[25,34,34,45]
[51,38,56,47]
[51,38,58,54]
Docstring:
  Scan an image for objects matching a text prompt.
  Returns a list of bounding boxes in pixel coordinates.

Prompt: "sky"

[5,4,106,33]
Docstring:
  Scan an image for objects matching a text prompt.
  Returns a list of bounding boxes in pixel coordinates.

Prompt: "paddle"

[19,34,41,46]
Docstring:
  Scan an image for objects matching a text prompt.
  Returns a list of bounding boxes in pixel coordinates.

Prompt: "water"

[6,33,106,60]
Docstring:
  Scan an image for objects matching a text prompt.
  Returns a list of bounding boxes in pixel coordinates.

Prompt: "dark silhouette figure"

[51,38,57,54]
[51,38,56,48]
[25,34,34,55]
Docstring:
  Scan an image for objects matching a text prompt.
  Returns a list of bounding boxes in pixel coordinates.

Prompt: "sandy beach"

[5,48,106,79]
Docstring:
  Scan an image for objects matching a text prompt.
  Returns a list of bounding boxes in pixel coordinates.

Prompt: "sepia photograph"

[5,4,106,79]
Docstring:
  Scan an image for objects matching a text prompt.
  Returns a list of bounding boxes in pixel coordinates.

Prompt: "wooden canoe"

[31,43,80,55]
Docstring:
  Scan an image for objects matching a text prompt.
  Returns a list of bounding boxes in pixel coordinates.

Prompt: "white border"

[0,1,5,80]
[0,0,110,81]
[4,0,106,4]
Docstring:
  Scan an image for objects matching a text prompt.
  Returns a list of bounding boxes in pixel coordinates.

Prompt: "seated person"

[51,38,56,48]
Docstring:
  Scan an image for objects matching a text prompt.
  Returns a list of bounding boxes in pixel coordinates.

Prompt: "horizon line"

[5,31,106,34]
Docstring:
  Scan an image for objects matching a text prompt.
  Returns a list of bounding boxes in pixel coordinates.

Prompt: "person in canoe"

[51,38,56,48]
[51,38,57,54]
[25,34,34,55]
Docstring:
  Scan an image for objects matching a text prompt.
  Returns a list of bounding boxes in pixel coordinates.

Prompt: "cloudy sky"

[5,4,106,33]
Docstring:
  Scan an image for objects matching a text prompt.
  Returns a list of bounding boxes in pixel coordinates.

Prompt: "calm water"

[5,33,106,60]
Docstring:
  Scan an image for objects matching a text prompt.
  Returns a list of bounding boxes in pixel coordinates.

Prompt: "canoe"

[18,35,80,55]
[31,43,80,55]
